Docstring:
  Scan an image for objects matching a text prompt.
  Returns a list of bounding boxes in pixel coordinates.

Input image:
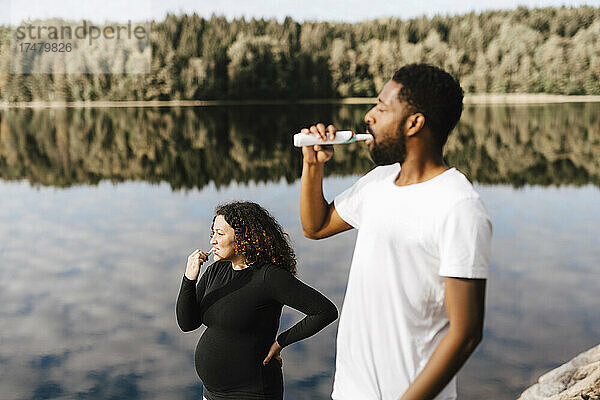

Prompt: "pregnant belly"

[195,328,281,393]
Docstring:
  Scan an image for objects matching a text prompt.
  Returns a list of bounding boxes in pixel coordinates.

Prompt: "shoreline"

[2,94,600,109]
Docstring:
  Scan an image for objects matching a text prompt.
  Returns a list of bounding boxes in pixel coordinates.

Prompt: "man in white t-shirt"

[299,64,492,400]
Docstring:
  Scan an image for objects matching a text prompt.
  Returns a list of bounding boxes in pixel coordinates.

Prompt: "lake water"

[0,103,599,399]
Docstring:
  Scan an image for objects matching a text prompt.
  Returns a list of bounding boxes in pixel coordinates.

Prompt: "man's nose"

[364,109,375,125]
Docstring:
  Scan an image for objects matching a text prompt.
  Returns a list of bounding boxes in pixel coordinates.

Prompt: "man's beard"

[368,120,407,166]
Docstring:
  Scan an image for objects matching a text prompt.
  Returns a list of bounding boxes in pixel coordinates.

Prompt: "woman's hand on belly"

[262,340,283,367]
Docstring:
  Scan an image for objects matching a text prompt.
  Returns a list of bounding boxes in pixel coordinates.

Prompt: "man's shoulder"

[338,164,398,201]
[435,169,492,221]
[359,164,399,183]
[424,168,487,219]
[439,168,481,200]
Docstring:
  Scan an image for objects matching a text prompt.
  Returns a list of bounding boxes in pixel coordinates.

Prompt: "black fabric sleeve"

[176,269,209,332]
[263,266,338,348]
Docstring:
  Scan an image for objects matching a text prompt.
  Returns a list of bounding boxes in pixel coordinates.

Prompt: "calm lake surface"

[0,103,599,400]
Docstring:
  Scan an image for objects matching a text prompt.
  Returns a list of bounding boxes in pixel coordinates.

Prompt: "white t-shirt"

[332,164,492,400]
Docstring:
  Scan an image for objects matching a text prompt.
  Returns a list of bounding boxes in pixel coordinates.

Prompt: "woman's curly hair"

[213,201,297,275]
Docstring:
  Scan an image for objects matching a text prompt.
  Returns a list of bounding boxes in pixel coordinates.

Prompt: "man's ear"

[405,113,425,137]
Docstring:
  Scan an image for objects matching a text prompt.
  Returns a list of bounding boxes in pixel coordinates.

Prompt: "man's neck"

[394,156,448,186]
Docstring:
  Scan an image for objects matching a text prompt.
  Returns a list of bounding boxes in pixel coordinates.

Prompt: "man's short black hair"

[392,64,463,148]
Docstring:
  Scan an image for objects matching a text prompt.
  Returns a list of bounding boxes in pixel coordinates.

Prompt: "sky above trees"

[1,0,598,24]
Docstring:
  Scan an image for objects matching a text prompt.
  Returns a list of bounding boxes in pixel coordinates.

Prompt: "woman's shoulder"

[203,260,230,277]
[256,262,284,271]
[257,262,295,281]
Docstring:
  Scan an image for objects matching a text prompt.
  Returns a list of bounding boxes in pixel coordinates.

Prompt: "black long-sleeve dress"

[176,260,338,400]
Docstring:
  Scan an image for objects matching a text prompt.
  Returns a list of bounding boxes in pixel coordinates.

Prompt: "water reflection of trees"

[446,104,600,186]
[0,105,373,189]
[0,103,598,189]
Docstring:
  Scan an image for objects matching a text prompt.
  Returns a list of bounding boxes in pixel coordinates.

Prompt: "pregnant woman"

[176,201,338,400]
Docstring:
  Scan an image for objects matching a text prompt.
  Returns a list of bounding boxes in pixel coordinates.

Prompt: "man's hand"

[300,123,336,164]
[398,278,486,400]
[299,122,353,239]
[263,341,283,367]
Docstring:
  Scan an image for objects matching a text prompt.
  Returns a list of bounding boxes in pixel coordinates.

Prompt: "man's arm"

[300,123,352,240]
[300,161,352,239]
[398,277,486,400]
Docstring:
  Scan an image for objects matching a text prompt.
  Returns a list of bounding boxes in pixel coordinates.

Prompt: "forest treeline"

[1,103,598,188]
[0,6,599,101]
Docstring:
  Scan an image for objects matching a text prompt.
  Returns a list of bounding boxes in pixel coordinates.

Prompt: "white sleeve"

[438,197,492,279]
[333,178,364,229]
[333,167,383,229]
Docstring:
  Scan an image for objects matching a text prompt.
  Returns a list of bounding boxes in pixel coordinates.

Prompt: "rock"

[518,343,600,400]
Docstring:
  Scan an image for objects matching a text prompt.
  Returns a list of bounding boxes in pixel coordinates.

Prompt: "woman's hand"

[263,341,283,367]
[185,249,210,281]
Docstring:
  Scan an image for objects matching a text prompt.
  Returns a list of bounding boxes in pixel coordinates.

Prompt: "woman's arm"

[175,258,211,332]
[264,266,338,348]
